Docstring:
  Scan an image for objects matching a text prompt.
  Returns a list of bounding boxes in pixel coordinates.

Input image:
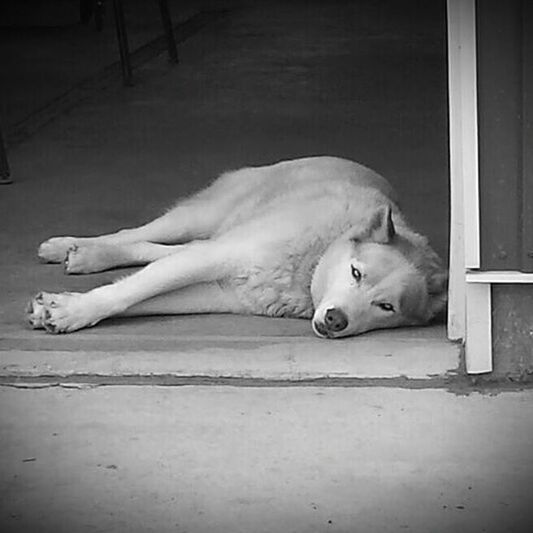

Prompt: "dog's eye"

[377,302,395,313]
[351,266,362,282]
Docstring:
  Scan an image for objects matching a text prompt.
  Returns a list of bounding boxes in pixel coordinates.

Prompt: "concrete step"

[0,317,460,385]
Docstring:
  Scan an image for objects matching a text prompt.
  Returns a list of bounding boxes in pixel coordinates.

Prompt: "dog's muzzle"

[313,307,348,337]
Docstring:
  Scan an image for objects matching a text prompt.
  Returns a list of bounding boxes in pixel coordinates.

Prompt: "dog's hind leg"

[28,240,247,333]
[63,241,186,274]
[38,170,252,263]
[37,203,223,264]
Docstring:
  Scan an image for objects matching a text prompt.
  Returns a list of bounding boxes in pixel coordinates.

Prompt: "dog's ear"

[426,269,448,320]
[428,269,448,296]
[367,205,396,244]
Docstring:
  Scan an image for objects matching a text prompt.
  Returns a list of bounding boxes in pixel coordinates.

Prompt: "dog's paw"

[26,292,47,329]
[64,243,117,275]
[38,237,78,263]
[27,291,93,334]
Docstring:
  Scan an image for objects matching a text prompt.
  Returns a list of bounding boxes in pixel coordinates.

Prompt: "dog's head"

[310,205,447,338]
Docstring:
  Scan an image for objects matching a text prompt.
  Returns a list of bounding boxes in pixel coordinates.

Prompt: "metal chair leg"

[112,0,133,86]
[158,0,179,63]
[94,0,105,32]
[80,0,94,24]
[80,0,105,31]
[0,125,12,185]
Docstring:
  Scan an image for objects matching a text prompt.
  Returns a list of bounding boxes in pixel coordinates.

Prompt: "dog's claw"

[64,247,73,273]
[26,301,36,327]
[64,244,82,274]
[26,293,47,329]
[43,308,58,333]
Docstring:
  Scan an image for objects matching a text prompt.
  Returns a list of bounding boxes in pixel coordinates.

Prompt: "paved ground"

[0,0,450,359]
[0,0,203,129]
[1,386,533,533]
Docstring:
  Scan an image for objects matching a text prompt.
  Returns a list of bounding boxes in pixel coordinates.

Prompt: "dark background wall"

[492,285,533,380]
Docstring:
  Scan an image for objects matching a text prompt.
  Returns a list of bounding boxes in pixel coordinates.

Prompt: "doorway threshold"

[0,316,460,386]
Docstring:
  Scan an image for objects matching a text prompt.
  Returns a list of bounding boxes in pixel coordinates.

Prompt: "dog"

[27,156,447,338]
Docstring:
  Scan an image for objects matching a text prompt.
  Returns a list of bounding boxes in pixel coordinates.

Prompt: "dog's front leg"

[27,241,239,333]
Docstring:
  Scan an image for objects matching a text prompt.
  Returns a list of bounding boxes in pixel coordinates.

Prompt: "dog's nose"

[324,308,348,332]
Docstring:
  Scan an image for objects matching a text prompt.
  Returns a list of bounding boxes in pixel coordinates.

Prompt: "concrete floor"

[0,0,450,359]
[0,0,204,129]
[1,386,533,533]
[3,3,529,532]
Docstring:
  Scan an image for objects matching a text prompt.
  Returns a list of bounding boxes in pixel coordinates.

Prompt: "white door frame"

[446,0,533,374]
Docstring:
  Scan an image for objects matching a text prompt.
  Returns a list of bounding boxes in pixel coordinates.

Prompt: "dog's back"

[209,156,398,236]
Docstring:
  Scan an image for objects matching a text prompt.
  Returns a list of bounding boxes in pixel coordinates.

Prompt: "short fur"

[27,156,447,337]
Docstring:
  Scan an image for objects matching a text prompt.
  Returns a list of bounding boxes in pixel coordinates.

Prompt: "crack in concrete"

[2,373,529,395]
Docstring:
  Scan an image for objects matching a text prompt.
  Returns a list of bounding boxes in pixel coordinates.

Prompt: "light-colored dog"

[27,156,447,338]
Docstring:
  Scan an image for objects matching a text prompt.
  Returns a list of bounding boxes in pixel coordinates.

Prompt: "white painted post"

[447,0,466,340]
[465,283,492,374]
[446,0,480,342]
